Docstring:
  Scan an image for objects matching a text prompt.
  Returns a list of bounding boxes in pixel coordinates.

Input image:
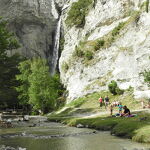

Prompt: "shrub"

[94,39,105,51]
[112,22,125,36]
[85,51,93,60]
[66,0,93,27]
[108,80,124,95]
[108,80,118,95]
[74,46,84,57]
[146,0,149,13]
[142,70,150,87]
[62,62,69,73]
[116,87,124,95]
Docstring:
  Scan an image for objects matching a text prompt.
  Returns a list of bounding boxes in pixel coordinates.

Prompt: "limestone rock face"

[0,0,59,64]
[59,0,150,102]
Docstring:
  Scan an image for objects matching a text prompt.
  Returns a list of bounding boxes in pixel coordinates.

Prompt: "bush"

[62,62,69,73]
[142,70,150,87]
[66,0,93,27]
[108,80,124,95]
[146,0,149,13]
[74,46,84,57]
[112,22,125,36]
[85,51,93,60]
[94,39,105,51]
[116,87,124,95]
[108,80,118,95]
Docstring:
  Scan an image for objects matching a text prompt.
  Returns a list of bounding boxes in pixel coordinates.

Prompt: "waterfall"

[51,17,62,75]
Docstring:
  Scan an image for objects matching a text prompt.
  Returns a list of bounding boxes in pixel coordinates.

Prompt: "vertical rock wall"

[0,0,59,69]
[59,0,150,102]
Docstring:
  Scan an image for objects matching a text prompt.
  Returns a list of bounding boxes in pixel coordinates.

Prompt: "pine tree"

[0,17,21,108]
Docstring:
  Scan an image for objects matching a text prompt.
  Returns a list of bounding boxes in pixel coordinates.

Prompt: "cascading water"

[51,17,62,75]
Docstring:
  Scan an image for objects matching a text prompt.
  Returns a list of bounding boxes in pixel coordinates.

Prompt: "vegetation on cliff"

[66,0,93,27]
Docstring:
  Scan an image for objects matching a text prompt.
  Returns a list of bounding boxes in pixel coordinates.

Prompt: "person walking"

[99,97,103,108]
[104,96,109,109]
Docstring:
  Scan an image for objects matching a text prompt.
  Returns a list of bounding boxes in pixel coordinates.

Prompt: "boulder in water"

[76,124,84,128]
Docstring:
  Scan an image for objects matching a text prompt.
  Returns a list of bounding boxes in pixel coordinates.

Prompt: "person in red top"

[99,97,103,108]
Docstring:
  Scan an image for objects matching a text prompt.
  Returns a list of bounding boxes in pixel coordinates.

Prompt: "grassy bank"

[48,111,150,143]
[48,91,150,143]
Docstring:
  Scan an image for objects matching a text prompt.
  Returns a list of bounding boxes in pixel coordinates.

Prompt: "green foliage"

[140,0,149,12]
[74,46,84,57]
[61,62,69,73]
[108,80,124,95]
[84,50,93,60]
[66,0,93,27]
[112,22,126,37]
[68,97,87,108]
[0,17,21,108]
[94,39,105,51]
[108,80,118,95]
[16,58,65,113]
[16,60,31,105]
[59,35,65,52]
[142,70,150,87]
[146,0,149,13]
[48,112,150,143]
[115,87,124,95]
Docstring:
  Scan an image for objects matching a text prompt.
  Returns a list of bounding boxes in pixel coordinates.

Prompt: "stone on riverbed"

[76,124,84,128]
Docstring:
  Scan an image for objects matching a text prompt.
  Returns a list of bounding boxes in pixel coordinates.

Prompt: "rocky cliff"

[59,0,150,102]
[1,0,149,102]
[0,0,61,72]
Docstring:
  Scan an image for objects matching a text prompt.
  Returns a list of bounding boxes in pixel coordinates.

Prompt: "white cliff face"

[60,0,150,102]
[0,0,60,71]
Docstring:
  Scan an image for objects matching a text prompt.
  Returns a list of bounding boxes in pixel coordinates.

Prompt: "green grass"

[48,90,150,143]
[48,112,150,143]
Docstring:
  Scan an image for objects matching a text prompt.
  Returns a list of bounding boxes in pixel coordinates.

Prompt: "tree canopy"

[16,58,65,113]
[0,17,22,109]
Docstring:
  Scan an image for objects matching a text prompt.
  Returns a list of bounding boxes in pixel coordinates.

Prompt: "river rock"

[76,124,84,128]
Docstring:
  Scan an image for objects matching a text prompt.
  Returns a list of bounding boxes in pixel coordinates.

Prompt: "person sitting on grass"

[121,106,130,117]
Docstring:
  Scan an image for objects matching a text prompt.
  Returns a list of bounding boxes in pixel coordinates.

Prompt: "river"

[0,116,149,150]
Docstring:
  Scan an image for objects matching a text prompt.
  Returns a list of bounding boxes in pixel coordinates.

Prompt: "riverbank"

[48,110,150,143]
[48,91,150,144]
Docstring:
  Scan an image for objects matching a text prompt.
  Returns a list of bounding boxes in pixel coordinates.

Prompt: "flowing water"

[0,117,150,150]
[51,17,61,75]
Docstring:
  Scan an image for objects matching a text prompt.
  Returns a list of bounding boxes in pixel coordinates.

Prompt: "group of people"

[98,96,131,117]
[99,96,110,109]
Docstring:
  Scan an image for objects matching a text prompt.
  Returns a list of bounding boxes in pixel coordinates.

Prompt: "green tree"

[16,58,65,113]
[0,17,21,108]
[16,60,31,106]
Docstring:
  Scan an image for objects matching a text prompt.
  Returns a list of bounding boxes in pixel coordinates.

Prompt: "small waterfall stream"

[51,17,62,75]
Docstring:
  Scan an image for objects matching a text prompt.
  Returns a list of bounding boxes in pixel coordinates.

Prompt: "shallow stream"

[0,116,150,150]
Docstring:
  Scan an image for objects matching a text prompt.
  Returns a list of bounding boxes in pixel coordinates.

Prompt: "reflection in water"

[0,121,150,150]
